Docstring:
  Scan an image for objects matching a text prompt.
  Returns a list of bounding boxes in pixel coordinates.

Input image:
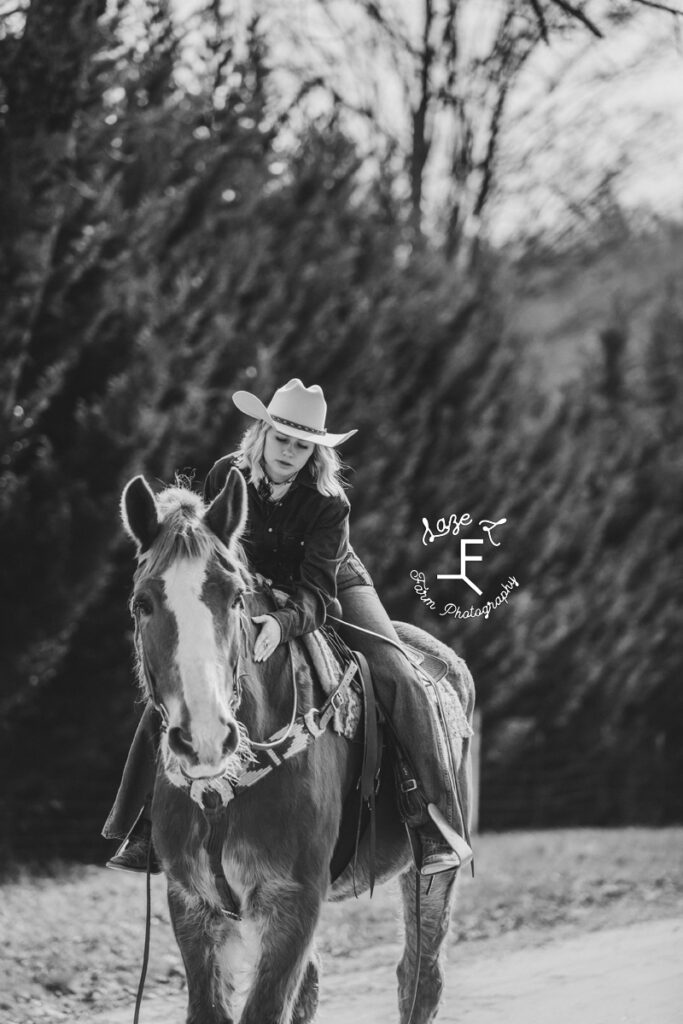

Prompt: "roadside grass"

[1,828,682,1024]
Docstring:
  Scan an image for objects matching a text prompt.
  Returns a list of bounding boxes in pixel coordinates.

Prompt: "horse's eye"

[231,592,244,610]
[132,595,153,617]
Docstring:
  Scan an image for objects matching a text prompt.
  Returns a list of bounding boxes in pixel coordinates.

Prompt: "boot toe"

[419,834,464,876]
[419,849,461,876]
[106,838,161,875]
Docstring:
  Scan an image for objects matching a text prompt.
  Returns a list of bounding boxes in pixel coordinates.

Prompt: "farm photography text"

[412,512,519,620]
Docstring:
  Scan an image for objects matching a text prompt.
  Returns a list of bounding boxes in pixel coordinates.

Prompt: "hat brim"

[232,390,356,447]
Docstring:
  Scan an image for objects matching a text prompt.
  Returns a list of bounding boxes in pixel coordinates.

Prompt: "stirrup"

[419,838,462,876]
[427,803,473,869]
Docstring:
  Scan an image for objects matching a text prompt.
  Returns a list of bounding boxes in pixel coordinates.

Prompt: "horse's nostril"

[168,725,196,762]
[222,721,240,757]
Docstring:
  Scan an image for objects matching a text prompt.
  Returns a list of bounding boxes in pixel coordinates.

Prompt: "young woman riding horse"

[104,378,473,877]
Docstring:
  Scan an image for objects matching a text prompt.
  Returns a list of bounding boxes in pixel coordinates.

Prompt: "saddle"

[201,587,467,916]
[308,624,382,891]
[297,621,461,891]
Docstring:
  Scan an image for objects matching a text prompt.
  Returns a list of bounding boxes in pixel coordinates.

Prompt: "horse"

[121,467,475,1024]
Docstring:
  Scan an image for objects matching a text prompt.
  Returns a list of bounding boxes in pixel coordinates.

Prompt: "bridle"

[133,612,170,729]
[132,597,300,771]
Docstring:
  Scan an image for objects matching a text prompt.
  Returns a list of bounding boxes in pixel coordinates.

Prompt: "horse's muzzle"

[167,717,241,776]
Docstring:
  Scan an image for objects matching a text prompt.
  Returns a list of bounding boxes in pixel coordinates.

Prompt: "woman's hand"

[252,615,283,662]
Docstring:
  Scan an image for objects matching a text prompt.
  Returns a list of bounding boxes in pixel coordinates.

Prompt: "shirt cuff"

[270,608,298,645]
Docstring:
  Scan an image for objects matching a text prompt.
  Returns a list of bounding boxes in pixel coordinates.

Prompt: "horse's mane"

[135,484,253,588]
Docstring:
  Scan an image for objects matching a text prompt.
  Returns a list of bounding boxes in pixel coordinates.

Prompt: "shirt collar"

[233,453,319,494]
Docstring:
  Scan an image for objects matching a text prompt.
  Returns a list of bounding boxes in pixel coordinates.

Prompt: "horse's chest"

[172,843,254,917]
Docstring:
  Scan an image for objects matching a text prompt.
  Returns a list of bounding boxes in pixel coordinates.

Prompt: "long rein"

[132,607,428,1024]
[131,610,300,1024]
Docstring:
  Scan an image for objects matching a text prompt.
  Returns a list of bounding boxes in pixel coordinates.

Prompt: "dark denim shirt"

[204,454,363,642]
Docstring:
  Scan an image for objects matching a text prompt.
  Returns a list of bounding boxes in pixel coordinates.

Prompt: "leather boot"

[106,816,161,874]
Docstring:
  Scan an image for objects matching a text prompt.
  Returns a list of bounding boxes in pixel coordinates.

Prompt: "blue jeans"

[336,583,457,830]
[102,703,157,839]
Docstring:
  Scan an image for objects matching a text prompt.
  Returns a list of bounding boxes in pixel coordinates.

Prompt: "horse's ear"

[204,467,248,546]
[121,475,160,554]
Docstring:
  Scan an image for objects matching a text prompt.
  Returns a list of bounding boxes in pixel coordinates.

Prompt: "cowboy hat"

[232,379,357,447]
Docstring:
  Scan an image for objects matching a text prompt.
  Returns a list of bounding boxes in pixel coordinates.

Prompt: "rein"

[130,591,392,1015]
[240,637,299,753]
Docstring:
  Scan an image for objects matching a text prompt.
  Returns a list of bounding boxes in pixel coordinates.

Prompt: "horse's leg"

[397,867,457,1024]
[168,884,238,1024]
[289,950,321,1024]
[240,884,322,1024]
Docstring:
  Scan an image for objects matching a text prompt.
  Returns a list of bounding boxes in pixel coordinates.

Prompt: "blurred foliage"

[0,0,681,863]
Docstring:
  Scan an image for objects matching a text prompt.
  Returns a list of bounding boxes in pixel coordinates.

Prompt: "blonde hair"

[235,420,348,499]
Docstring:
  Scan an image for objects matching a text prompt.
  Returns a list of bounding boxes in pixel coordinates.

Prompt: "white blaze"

[162,557,227,764]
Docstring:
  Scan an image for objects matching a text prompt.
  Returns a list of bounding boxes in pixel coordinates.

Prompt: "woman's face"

[263,427,315,482]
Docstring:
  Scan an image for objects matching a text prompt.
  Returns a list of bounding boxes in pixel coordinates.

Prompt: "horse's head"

[121,469,252,785]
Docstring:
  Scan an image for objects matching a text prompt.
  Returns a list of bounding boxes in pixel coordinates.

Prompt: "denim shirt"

[204,454,371,642]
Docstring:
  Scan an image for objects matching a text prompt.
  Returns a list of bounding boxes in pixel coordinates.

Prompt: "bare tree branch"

[271,71,380,137]
[442,0,460,98]
[409,0,435,236]
[549,0,604,37]
[630,0,683,14]
[473,14,536,221]
[351,0,420,60]
[528,0,550,43]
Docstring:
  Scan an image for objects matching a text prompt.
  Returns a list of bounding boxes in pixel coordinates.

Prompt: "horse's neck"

[241,590,308,742]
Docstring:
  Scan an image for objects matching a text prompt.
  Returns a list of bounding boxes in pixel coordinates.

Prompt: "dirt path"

[102,916,682,1024]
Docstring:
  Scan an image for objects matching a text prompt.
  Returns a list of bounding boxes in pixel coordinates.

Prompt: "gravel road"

[101,915,683,1024]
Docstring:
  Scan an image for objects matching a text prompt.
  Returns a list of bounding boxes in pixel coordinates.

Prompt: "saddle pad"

[270,589,470,742]
[428,674,473,741]
[271,588,362,741]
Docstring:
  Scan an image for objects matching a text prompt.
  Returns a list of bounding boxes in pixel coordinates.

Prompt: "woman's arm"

[204,456,349,642]
[269,498,349,643]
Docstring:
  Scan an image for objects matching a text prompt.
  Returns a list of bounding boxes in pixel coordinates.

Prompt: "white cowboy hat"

[232,378,357,447]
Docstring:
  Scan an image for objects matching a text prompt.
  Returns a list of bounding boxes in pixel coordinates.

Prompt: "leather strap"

[202,791,241,920]
[327,614,449,684]
[192,661,359,922]
[352,650,380,896]
[133,845,154,1024]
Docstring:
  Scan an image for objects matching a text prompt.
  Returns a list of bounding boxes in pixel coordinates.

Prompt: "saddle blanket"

[271,589,472,744]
